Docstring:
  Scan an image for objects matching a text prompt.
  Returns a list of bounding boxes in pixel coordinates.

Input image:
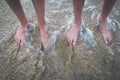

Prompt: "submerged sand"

[0,0,120,80]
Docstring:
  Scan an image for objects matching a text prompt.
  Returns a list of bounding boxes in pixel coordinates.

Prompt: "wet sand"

[0,0,120,80]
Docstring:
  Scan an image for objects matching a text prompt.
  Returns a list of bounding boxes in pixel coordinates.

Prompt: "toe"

[16,39,19,44]
[16,37,21,45]
[17,39,20,45]
[69,39,72,45]
[15,37,19,45]
[73,39,76,46]
[14,35,20,45]
[67,37,71,45]
[18,39,21,45]
[71,39,74,45]
[20,40,23,46]
[104,37,108,44]
[108,37,112,44]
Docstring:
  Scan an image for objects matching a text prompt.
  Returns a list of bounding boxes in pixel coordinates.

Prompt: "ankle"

[21,20,28,27]
[98,15,107,24]
[73,20,82,27]
[39,26,48,36]
[39,23,46,29]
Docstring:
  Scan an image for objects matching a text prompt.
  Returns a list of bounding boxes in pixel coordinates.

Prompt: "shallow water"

[0,0,120,80]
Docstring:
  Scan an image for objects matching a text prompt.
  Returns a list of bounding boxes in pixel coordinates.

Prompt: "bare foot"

[14,24,27,45]
[66,22,81,45]
[39,25,49,49]
[98,21,112,44]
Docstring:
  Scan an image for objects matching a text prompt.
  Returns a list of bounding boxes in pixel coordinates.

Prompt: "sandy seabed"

[0,0,120,80]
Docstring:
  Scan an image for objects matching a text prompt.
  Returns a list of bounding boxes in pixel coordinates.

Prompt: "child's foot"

[39,25,49,49]
[66,22,81,45]
[14,24,27,45]
[98,20,112,44]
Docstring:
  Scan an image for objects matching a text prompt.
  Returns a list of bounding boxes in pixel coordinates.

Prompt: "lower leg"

[99,0,116,22]
[6,0,28,45]
[73,0,85,25]
[32,0,49,48]
[67,0,85,45]
[98,0,117,44]
[6,0,28,26]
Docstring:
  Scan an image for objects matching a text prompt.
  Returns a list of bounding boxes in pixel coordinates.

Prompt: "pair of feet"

[67,19,112,45]
[14,23,49,48]
[14,20,112,48]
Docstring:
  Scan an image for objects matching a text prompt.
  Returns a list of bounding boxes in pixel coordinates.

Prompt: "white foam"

[80,20,97,48]
[50,30,60,45]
